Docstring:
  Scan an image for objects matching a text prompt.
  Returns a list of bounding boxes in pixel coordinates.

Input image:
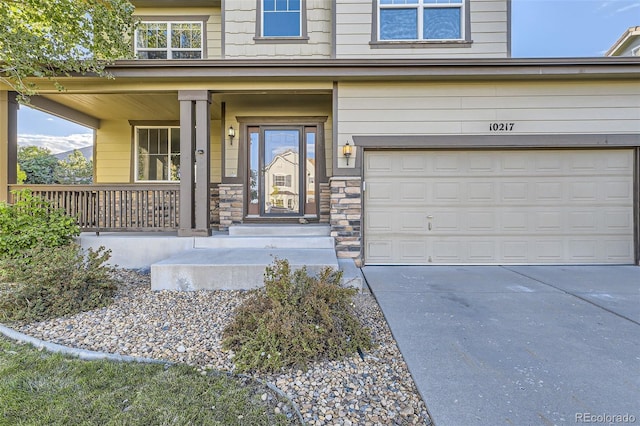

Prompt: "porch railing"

[8,184,180,232]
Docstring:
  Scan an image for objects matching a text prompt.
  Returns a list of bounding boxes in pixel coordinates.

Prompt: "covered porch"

[1,85,334,236]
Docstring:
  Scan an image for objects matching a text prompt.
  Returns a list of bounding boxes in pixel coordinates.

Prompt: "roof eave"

[101,57,640,81]
[605,26,640,56]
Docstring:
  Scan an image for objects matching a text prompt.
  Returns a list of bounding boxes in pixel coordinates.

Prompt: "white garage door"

[364,149,635,264]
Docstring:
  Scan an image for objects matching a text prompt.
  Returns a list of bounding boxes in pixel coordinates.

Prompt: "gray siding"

[336,80,640,165]
[224,0,332,59]
[335,0,509,59]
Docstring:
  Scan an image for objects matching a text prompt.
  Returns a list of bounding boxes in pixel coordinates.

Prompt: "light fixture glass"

[342,141,353,165]
[228,126,235,145]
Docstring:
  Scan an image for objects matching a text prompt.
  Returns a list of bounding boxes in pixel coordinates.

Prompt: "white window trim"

[273,174,287,187]
[135,21,204,59]
[377,0,465,42]
[134,126,181,183]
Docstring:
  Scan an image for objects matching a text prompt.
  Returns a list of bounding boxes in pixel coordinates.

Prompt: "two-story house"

[1,0,639,268]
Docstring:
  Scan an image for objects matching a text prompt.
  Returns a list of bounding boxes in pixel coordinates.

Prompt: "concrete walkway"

[363,265,640,426]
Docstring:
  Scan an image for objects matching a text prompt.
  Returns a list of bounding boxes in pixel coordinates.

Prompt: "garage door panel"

[400,155,428,171]
[366,154,394,172]
[535,182,563,202]
[604,210,633,231]
[399,241,428,262]
[366,182,395,202]
[434,182,461,201]
[364,149,634,265]
[366,211,393,231]
[501,182,529,202]
[400,182,427,202]
[399,211,428,232]
[604,240,634,261]
[366,240,394,263]
[604,181,633,201]
[501,212,529,232]
[466,212,496,232]
[500,155,528,173]
[605,151,634,170]
[502,241,529,262]
[467,182,495,202]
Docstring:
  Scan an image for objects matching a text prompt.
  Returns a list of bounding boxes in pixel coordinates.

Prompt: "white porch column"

[0,91,18,202]
[178,90,211,236]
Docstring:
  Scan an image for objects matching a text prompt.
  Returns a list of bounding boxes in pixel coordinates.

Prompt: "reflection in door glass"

[305,128,316,215]
[248,129,260,215]
[264,130,300,214]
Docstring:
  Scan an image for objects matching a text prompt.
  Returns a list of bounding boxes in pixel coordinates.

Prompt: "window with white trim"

[136,127,180,182]
[378,0,464,41]
[262,0,302,37]
[135,22,203,59]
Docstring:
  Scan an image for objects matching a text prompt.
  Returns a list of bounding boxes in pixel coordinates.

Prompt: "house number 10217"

[489,122,515,131]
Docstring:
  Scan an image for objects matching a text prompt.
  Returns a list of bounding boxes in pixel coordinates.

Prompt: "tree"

[18,146,59,184]
[0,0,136,101]
[16,164,26,184]
[54,149,93,184]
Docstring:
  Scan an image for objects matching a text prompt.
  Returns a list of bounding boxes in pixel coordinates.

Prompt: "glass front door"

[248,126,317,217]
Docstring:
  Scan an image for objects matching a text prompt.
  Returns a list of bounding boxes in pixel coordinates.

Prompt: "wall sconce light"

[228,126,236,145]
[342,140,353,165]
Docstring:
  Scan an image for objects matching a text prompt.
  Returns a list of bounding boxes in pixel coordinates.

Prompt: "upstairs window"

[378,0,464,41]
[135,22,203,59]
[262,0,302,37]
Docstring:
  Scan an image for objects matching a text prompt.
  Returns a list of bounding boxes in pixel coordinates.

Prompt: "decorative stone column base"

[218,183,243,231]
[319,182,330,223]
[330,177,362,261]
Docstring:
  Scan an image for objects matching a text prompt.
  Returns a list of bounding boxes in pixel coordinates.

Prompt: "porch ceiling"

[40,93,192,121]
[38,92,331,123]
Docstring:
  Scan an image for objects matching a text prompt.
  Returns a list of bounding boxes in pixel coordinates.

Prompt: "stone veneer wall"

[218,183,243,230]
[209,184,220,227]
[330,177,362,261]
[319,182,330,223]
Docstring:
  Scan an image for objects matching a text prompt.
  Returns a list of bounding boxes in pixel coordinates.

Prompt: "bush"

[222,259,372,373]
[0,189,79,258]
[0,243,117,322]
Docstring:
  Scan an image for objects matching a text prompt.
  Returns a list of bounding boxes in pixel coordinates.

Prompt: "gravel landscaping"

[16,270,431,425]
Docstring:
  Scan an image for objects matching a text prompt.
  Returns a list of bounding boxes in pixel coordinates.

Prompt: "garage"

[364,149,635,265]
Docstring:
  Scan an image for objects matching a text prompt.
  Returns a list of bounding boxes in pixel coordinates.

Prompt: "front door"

[247,126,317,217]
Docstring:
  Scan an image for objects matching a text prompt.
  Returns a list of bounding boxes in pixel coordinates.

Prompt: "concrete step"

[228,224,330,237]
[151,248,339,291]
[194,236,335,249]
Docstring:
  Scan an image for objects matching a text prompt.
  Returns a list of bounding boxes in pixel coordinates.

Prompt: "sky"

[18,0,640,153]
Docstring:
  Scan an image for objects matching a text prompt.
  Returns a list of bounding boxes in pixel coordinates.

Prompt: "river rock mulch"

[16,270,431,425]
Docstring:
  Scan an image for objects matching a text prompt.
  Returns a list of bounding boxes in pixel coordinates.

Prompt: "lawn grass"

[0,337,299,426]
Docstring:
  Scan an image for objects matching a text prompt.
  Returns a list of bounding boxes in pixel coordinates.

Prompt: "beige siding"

[95,120,131,183]
[335,0,509,59]
[210,120,222,183]
[337,81,640,151]
[224,0,331,59]
[95,119,223,183]
[133,7,222,59]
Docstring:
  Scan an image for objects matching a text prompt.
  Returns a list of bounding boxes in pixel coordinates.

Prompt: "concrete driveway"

[362,265,640,426]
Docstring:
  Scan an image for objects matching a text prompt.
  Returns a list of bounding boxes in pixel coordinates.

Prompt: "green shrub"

[0,243,116,322]
[222,259,372,373]
[0,189,79,258]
